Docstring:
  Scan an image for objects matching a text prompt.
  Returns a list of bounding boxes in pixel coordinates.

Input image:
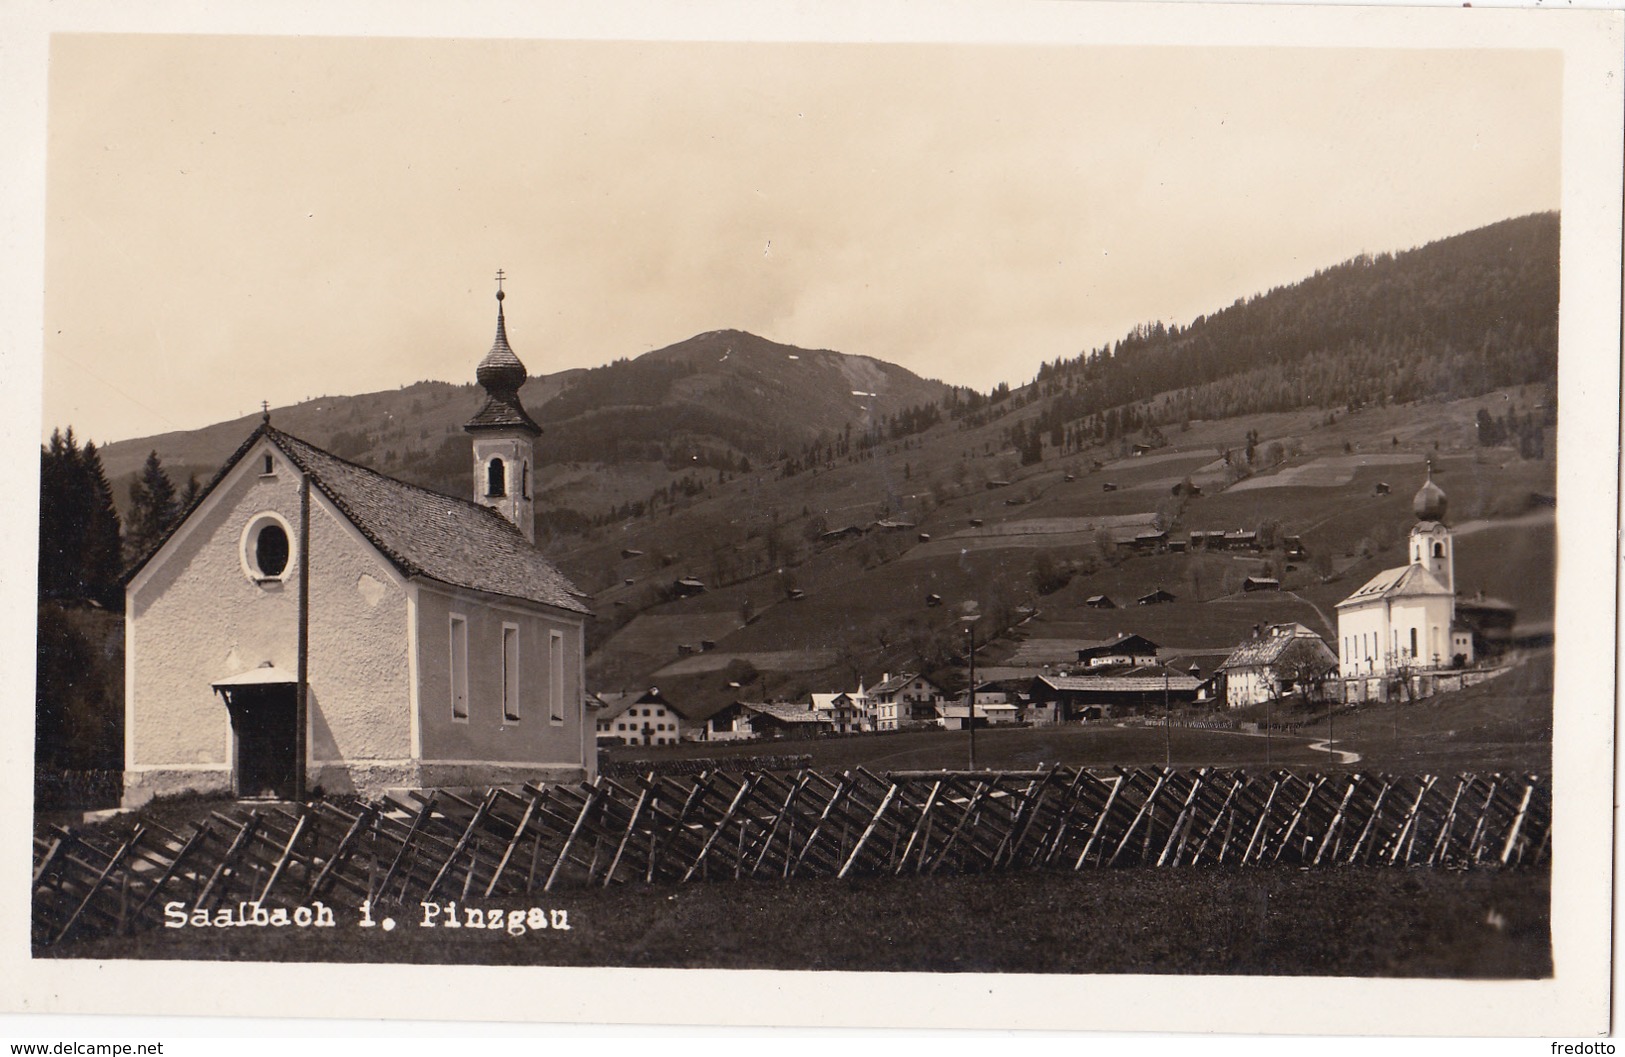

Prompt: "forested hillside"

[1016,213,1557,450]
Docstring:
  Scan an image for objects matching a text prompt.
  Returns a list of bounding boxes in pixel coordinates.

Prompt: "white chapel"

[121,283,595,806]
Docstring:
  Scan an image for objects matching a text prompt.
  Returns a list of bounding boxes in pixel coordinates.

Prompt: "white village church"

[1334,465,1474,696]
[122,285,595,806]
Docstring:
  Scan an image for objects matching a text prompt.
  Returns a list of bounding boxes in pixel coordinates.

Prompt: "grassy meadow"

[42,865,1549,979]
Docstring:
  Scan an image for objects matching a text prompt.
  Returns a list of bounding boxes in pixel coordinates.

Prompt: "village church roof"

[125,423,588,615]
[1334,562,1452,609]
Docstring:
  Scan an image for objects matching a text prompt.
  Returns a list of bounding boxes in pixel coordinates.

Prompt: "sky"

[41,34,1561,444]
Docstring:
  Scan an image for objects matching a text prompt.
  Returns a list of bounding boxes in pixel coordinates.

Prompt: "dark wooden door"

[226,685,298,800]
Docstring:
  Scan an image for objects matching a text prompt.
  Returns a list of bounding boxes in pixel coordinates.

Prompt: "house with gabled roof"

[1216,623,1337,708]
[596,687,690,746]
[121,284,594,806]
[869,672,947,730]
[1028,666,1201,721]
[806,681,871,733]
[706,701,834,740]
[1075,634,1159,668]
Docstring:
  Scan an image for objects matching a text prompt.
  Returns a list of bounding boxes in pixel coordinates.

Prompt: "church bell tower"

[465,274,542,542]
[1408,461,1453,593]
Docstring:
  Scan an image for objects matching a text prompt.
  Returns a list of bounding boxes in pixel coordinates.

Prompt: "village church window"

[487,458,506,498]
[502,624,521,721]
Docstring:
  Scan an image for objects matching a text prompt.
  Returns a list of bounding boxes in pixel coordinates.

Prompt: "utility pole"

[1162,667,1171,770]
[966,622,978,771]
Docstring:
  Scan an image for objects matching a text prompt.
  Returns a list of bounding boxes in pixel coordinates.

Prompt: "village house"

[937,701,1020,729]
[1216,623,1338,708]
[1336,465,1475,700]
[121,285,594,806]
[869,672,948,730]
[811,687,868,734]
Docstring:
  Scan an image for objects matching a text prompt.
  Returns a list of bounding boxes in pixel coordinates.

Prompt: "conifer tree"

[80,441,123,607]
[125,450,178,564]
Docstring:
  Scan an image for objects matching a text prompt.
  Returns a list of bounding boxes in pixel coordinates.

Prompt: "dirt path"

[1305,738,1362,764]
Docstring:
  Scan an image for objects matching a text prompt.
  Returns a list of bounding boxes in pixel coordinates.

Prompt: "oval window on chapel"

[255,524,290,577]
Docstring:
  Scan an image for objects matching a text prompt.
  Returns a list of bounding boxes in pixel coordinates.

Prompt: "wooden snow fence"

[34,767,1549,948]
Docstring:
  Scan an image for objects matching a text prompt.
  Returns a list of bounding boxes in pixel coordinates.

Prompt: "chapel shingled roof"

[124,423,588,614]
[271,428,585,612]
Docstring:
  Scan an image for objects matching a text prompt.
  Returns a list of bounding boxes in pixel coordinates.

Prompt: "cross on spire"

[261,400,270,424]
[494,269,506,301]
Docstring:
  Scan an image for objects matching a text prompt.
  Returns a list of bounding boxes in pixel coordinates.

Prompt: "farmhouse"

[1132,530,1168,552]
[705,701,833,740]
[1084,594,1117,609]
[122,287,593,807]
[1242,576,1281,592]
[1076,634,1159,668]
[1137,588,1176,606]
[1336,465,1474,691]
[597,687,690,746]
[1216,623,1337,708]
[1455,592,1519,657]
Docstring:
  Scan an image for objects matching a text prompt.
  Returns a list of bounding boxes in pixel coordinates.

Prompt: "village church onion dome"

[1413,467,1447,522]
[466,287,543,436]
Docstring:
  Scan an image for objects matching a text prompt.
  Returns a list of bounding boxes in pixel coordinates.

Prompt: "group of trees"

[39,429,123,609]
[1476,402,1552,459]
[39,428,189,779]
[39,427,193,608]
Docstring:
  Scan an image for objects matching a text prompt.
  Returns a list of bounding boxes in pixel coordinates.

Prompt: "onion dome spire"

[465,272,542,436]
[1412,459,1447,522]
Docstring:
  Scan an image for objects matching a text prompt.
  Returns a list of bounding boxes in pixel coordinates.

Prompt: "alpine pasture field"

[578,382,1555,722]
